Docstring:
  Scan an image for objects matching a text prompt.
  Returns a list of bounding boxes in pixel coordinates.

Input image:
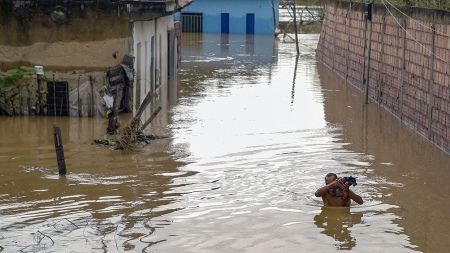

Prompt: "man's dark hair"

[325,173,337,180]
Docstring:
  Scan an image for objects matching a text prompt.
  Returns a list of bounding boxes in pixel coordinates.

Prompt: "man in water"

[315,173,364,207]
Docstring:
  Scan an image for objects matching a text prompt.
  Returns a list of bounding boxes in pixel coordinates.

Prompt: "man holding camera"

[315,173,364,207]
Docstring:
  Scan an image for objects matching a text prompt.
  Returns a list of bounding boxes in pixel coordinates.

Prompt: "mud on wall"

[316,0,450,154]
[0,1,133,115]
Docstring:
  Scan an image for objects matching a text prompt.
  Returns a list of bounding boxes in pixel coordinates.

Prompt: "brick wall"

[316,1,450,154]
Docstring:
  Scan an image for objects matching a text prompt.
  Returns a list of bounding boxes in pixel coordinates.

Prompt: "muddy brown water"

[1,33,450,252]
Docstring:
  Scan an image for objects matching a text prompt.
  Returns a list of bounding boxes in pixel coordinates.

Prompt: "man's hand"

[315,177,346,197]
[337,178,364,204]
[331,178,349,198]
[331,178,348,191]
[315,175,364,205]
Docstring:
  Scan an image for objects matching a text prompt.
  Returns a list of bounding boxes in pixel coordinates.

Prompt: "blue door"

[246,13,255,34]
[221,13,229,33]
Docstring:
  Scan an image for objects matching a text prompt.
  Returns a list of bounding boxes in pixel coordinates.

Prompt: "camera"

[343,176,357,186]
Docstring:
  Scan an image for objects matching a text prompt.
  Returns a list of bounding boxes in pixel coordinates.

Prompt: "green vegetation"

[0,66,36,94]
[0,66,50,115]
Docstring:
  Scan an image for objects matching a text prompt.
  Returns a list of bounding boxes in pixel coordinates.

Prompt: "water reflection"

[0,110,185,251]
[314,207,363,250]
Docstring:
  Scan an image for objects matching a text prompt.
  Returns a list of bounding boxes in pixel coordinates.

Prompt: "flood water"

[1,33,450,252]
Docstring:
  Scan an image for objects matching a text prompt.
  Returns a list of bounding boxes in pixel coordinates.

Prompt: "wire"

[381,0,450,65]
[346,2,362,17]
[383,0,450,38]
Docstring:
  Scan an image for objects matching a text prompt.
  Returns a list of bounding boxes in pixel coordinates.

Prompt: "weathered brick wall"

[317,1,450,154]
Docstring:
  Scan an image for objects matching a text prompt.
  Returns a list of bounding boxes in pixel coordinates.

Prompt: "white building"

[122,0,193,120]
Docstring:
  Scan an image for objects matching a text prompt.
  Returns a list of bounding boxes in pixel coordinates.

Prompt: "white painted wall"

[132,15,175,118]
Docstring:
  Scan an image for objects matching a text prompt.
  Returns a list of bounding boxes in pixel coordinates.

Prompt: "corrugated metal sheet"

[120,0,167,2]
[120,0,193,7]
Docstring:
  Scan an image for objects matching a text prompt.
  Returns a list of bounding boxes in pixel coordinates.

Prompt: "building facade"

[0,0,192,118]
[122,0,193,118]
[176,0,279,34]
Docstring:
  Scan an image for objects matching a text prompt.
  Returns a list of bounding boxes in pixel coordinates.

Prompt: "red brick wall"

[317,1,450,154]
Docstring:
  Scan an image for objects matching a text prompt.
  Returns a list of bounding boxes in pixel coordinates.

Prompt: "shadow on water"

[314,207,363,250]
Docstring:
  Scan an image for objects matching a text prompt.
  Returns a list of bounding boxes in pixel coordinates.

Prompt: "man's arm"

[347,189,364,205]
[315,184,333,197]
[315,179,342,197]
[315,178,345,197]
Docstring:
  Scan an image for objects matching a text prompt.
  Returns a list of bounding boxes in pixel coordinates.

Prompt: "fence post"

[377,16,386,102]
[364,2,373,104]
[427,23,436,139]
[345,6,350,81]
[399,17,407,120]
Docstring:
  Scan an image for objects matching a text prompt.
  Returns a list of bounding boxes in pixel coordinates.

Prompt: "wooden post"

[141,106,162,131]
[53,124,67,176]
[27,96,31,116]
[18,85,23,116]
[78,76,81,117]
[89,76,94,117]
[131,91,157,128]
[37,74,44,115]
[107,83,124,134]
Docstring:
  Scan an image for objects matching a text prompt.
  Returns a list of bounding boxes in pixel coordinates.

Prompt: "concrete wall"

[133,15,176,119]
[316,1,450,154]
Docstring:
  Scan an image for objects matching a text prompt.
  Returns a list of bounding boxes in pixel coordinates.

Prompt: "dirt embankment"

[0,2,132,72]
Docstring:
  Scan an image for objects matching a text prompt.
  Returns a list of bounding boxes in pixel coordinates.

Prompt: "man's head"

[325,173,337,185]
